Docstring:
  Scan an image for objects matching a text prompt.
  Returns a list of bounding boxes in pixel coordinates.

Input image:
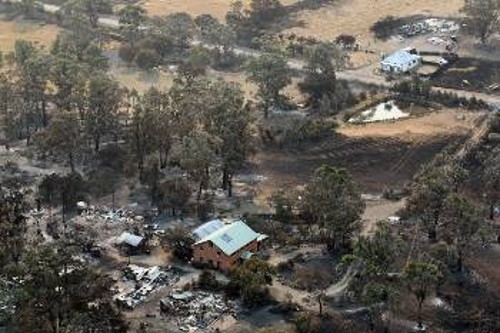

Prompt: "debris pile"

[115,265,183,309]
[78,204,146,224]
[398,18,459,37]
[160,291,238,331]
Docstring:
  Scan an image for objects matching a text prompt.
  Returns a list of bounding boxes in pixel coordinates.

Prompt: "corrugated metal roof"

[118,232,144,247]
[194,220,262,256]
[192,219,225,241]
[240,251,254,260]
[381,50,421,66]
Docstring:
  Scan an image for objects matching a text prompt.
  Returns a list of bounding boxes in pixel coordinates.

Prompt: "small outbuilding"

[381,49,422,74]
[117,232,146,255]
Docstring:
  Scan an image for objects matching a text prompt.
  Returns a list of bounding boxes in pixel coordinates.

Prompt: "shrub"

[118,45,136,63]
[211,51,246,71]
[276,261,294,273]
[96,145,128,172]
[135,49,161,70]
[335,34,356,49]
[188,45,212,72]
[370,16,406,40]
[198,270,220,291]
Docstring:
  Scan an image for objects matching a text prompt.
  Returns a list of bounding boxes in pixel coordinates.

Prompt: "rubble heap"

[77,203,146,224]
[115,265,184,309]
[160,291,238,332]
[398,18,459,37]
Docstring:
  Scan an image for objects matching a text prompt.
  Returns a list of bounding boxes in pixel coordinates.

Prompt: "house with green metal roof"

[192,220,268,271]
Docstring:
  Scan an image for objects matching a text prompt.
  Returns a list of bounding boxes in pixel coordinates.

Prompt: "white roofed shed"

[381,49,422,73]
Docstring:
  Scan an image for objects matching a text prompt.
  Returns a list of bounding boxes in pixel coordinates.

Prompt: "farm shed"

[192,220,267,271]
[117,232,146,255]
[381,49,422,73]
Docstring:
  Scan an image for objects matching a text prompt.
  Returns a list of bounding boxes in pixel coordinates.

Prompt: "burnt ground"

[255,134,466,194]
[432,57,500,94]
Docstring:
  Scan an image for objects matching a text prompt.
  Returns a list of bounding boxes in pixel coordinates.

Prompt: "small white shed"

[381,50,422,73]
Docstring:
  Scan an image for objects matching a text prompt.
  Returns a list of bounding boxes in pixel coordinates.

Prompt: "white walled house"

[380,50,422,74]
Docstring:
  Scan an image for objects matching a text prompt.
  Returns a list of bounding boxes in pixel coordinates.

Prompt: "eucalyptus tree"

[8,241,127,333]
[438,193,483,271]
[34,111,83,172]
[301,165,365,252]
[118,4,147,48]
[84,73,124,152]
[404,261,441,330]
[245,51,291,117]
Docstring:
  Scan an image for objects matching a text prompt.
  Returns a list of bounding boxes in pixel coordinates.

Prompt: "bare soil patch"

[253,109,481,199]
[255,134,458,195]
[467,244,500,297]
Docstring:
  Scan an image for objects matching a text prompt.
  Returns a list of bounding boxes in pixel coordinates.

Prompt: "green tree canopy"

[34,111,83,172]
[299,42,347,109]
[228,258,274,307]
[301,165,365,252]
[245,52,291,116]
[84,73,124,152]
[438,193,483,271]
[404,261,441,329]
[118,4,146,47]
[8,242,127,333]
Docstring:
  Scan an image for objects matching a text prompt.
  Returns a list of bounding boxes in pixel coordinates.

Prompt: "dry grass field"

[283,0,464,43]
[137,0,464,44]
[109,67,175,92]
[0,20,59,53]
[138,0,298,20]
[338,109,481,141]
[212,69,303,101]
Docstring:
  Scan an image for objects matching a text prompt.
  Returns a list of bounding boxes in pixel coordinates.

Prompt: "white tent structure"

[381,50,422,73]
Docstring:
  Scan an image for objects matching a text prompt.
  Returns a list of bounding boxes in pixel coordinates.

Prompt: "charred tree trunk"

[94,136,100,152]
[41,97,47,127]
[228,173,233,197]
[222,167,228,191]
[457,248,463,272]
[197,182,203,201]
[68,152,75,173]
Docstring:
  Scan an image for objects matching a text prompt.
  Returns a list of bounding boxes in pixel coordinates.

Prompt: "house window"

[209,242,214,248]
[217,251,221,257]
[199,246,203,251]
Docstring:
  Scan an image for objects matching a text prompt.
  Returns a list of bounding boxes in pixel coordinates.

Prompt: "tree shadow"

[273,0,339,32]
[285,0,338,15]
